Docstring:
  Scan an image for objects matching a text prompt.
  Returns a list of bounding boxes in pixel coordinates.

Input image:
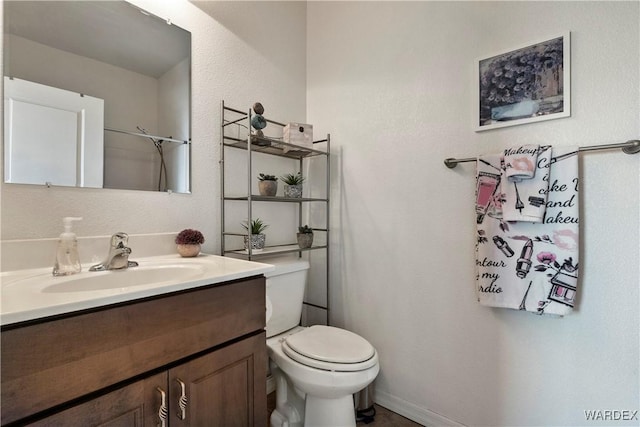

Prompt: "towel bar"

[444,139,640,169]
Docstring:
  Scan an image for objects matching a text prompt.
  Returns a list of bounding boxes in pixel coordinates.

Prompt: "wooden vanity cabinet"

[26,334,265,427]
[1,277,267,426]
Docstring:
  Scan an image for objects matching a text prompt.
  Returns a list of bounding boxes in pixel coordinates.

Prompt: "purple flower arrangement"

[175,229,205,245]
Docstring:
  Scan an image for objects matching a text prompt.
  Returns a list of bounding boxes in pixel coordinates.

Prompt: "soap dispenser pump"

[53,217,83,276]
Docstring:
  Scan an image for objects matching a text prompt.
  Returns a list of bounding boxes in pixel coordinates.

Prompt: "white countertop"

[1,254,274,326]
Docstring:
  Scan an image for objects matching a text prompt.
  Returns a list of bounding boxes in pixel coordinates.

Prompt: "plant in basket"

[258,173,278,196]
[242,219,269,251]
[296,225,314,249]
[281,172,305,198]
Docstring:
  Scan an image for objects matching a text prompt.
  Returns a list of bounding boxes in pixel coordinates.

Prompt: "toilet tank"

[264,257,309,338]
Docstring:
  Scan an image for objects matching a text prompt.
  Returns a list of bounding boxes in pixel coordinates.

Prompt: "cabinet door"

[26,373,166,427]
[169,332,267,427]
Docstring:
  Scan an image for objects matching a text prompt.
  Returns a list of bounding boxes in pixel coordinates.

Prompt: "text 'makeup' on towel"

[503,144,540,182]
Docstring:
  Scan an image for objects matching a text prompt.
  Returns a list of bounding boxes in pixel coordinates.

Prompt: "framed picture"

[476,32,570,131]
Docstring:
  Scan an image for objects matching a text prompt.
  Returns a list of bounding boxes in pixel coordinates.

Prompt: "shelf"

[224,244,328,259]
[223,135,328,159]
[221,100,330,323]
[224,195,328,203]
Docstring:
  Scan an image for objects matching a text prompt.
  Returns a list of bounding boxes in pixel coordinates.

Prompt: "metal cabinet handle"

[176,378,188,420]
[156,387,168,427]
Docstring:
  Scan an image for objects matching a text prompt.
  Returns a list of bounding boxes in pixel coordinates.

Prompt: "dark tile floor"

[355,404,423,427]
[267,392,423,426]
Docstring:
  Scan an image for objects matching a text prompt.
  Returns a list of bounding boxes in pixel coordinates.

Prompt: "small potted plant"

[296,225,314,249]
[258,173,278,196]
[242,218,268,251]
[175,228,205,257]
[281,172,305,198]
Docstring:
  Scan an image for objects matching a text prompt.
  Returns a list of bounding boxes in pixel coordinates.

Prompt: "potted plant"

[175,228,205,257]
[242,218,268,251]
[258,173,278,196]
[281,172,305,198]
[296,225,314,249]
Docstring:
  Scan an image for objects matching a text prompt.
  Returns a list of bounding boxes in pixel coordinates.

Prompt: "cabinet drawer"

[1,276,266,425]
[24,373,166,427]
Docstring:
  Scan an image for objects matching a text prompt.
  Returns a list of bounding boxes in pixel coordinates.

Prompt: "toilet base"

[305,395,356,427]
[271,389,356,427]
[270,362,357,427]
[270,363,305,427]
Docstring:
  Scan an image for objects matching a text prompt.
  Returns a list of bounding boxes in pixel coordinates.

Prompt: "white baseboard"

[374,389,465,427]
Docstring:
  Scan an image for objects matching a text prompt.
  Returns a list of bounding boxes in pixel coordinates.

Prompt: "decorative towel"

[501,145,552,223]
[503,144,539,182]
[475,146,579,316]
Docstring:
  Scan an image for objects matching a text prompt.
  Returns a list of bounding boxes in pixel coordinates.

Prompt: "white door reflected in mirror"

[4,77,104,188]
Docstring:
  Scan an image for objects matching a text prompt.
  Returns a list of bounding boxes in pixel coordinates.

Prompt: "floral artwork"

[476,32,570,131]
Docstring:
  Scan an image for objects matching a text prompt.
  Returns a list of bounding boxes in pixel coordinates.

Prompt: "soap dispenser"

[53,217,83,276]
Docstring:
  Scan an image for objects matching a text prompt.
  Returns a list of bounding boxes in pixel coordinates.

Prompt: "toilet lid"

[284,325,375,364]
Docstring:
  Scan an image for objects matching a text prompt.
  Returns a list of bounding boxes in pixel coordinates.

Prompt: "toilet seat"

[282,325,377,372]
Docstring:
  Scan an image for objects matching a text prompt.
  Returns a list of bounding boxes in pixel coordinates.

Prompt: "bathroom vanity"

[1,255,271,426]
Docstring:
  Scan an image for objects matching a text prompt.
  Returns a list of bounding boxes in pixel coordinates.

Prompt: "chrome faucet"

[90,232,139,271]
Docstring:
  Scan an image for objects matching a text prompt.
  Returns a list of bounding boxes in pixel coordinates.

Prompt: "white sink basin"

[42,264,206,293]
[1,254,275,325]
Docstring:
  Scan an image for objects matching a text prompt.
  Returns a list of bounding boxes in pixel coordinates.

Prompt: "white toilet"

[265,257,380,427]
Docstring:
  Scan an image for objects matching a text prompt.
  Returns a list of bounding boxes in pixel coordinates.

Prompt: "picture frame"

[476,32,570,132]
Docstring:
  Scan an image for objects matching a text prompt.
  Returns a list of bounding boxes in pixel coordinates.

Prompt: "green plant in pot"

[296,225,314,249]
[242,218,268,251]
[281,172,305,198]
[257,173,278,196]
[175,228,205,257]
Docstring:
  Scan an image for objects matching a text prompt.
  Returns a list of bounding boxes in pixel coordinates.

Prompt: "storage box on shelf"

[283,122,313,153]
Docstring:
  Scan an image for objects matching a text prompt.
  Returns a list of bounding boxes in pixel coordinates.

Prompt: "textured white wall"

[1,0,308,252]
[307,2,639,426]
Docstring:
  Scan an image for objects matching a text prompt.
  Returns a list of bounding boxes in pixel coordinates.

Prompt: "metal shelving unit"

[220,101,330,322]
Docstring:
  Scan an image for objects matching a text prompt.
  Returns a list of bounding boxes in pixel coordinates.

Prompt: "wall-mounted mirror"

[3,1,191,193]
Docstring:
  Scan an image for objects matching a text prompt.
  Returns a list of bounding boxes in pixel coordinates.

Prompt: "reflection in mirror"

[3,1,191,193]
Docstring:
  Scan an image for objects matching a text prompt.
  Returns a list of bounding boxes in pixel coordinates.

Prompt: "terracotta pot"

[258,180,277,196]
[176,243,201,257]
[296,233,313,249]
